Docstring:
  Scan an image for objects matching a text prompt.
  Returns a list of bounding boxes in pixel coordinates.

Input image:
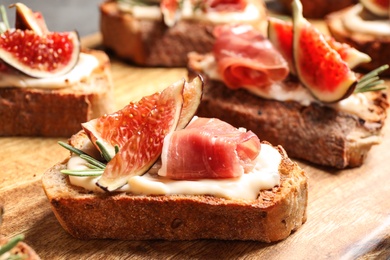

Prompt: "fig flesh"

[268,17,371,72]
[96,81,185,191]
[0,29,80,78]
[292,0,357,103]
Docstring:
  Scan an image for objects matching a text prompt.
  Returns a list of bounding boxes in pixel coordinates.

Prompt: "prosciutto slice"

[158,117,261,180]
[213,24,289,91]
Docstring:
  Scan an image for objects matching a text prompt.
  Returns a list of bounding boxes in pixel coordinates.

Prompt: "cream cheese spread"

[342,4,390,36]
[181,2,261,24]
[0,53,99,89]
[118,0,261,24]
[67,143,281,200]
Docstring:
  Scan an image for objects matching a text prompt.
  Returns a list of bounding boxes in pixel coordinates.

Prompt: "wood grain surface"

[1,33,390,260]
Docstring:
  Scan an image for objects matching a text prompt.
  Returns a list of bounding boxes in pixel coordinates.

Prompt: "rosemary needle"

[0,234,25,256]
[355,65,389,94]
[60,169,104,177]
[58,141,87,157]
[80,154,106,169]
[58,141,106,176]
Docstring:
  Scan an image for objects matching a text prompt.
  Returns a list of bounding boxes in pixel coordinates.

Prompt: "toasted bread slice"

[188,53,388,169]
[41,131,307,242]
[326,6,390,76]
[0,49,114,137]
[99,0,267,67]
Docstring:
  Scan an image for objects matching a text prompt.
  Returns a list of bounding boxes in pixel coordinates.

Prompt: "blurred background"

[1,0,102,37]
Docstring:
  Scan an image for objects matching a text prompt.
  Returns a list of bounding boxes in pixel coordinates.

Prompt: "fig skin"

[360,0,390,17]
[11,3,49,35]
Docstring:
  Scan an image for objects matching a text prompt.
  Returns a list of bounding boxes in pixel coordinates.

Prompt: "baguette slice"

[0,49,114,137]
[99,0,267,67]
[326,6,390,76]
[0,239,41,260]
[42,131,307,242]
[188,53,388,169]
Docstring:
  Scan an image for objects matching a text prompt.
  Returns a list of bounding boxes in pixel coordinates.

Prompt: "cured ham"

[213,24,289,91]
[158,117,261,179]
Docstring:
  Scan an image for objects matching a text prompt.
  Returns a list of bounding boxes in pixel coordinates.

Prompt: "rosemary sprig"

[58,141,106,177]
[354,65,389,93]
[61,169,104,177]
[0,234,25,256]
[80,154,106,169]
[58,141,87,156]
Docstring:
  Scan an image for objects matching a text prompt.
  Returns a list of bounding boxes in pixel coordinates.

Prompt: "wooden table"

[1,31,390,259]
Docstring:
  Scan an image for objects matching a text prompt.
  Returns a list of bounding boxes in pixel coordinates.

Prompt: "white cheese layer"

[67,143,281,200]
[0,53,99,89]
[118,0,261,24]
[342,4,390,36]
[181,2,261,24]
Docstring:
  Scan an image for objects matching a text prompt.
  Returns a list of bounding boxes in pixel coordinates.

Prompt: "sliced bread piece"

[188,53,388,169]
[99,0,267,67]
[0,49,114,137]
[41,131,307,242]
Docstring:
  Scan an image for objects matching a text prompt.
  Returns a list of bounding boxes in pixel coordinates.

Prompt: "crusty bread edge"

[42,135,307,242]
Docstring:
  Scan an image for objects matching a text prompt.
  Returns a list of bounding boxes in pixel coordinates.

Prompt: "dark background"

[1,0,102,36]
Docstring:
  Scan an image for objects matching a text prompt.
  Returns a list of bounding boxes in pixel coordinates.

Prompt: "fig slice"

[11,3,48,35]
[82,76,203,159]
[268,17,296,74]
[292,0,357,103]
[176,75,204,129]
[268,17,371,73]
[160,0,180,27]
[96,81,185,191]
[360,0,389,17]
[81,76,204,191]
[0,29,80,78]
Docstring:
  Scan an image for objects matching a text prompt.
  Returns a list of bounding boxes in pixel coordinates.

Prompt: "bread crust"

[326,6,390,76]
[278,0,357,18]
[188,54,388,168]
[99,0,267,67]
[0,49,114,137]
[42,134,307,242]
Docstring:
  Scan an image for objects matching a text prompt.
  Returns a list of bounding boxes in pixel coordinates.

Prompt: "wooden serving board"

[1,31,390,259]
